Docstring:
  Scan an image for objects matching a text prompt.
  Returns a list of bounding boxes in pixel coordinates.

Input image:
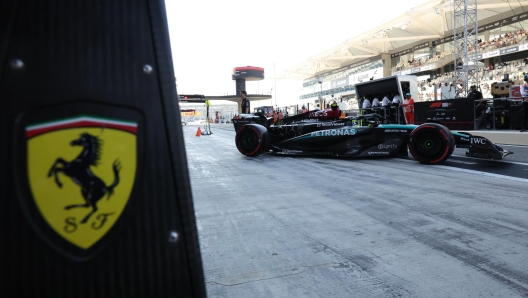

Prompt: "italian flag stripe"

[26,116,137,139]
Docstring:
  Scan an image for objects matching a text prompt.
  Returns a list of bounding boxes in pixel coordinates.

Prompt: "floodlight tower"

[232,66,265,95]
[453,0,478,98]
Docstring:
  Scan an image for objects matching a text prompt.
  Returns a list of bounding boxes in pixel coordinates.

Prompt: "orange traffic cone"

[195,127,202,136]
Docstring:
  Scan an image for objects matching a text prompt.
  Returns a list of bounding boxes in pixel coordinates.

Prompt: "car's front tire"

[235,124,269,157]
[408,123,454,164]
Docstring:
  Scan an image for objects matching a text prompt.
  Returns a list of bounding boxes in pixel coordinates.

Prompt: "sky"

[165,0,429,106]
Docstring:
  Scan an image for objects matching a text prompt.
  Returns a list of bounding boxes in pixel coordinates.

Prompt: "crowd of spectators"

[417,57,528,100]
[393,51,452,71]
[300,60,382,99]
[393,29,528,73]
[471,29,528,53]
[303,29,528,104]
[303,60,383,89]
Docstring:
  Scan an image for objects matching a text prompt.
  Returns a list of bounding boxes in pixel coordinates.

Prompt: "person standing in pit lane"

[468,85,485,129]
[277,110,284,125]
[467,85,483,100]
[521,76,528,132]
[301,105,308,113]
[402,93,415,124]
[241,90,250,113]
[521,97,528,132]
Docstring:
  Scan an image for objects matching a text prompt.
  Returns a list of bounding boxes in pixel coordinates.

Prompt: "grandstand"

[281,0,528,108]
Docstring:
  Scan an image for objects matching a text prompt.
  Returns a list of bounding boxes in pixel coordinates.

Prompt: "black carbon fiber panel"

[0,0,205,297]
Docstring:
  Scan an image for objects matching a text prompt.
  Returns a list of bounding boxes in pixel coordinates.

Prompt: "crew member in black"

[467,85,483,100]
[521,97,528,132]
[468,85,485,129]
[240,90,250,114]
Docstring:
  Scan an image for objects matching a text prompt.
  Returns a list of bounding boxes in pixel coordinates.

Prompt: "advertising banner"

[419,64,433,71]
[348,67,383,85]
[414,98,475,130]
[500,46,519,55]
[331,76,349,88]
[482,50,500,59]
[413,42,430,51]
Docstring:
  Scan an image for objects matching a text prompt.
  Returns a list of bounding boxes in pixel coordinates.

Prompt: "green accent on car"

[423,139,434,149]
[378,124,417,130]
[451,131,471,138]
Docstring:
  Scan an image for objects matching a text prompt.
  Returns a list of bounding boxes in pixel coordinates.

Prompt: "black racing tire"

[408,123,455,164]
[235,124,269,157]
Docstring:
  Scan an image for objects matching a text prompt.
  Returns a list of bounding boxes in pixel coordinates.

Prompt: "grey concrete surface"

[183,124,528,298]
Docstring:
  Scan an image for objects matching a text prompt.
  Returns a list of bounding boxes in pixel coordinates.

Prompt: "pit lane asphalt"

[183,124,528,298]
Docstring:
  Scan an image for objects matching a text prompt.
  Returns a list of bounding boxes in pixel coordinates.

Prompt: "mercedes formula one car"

[232,107,512,165]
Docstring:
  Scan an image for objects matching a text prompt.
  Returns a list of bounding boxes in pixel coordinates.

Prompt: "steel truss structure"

[453,0,479,98]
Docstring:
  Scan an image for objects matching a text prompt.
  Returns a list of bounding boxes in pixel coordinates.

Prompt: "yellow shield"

[26,117,137,250]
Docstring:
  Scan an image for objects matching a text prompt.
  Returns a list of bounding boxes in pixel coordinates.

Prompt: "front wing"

[452,131,513,159]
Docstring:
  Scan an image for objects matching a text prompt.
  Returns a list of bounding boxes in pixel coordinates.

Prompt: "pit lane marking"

[497,144,528,148]
[392,158,528,183]
[432,166,528,183]
[451,155,528,166]
[445,159,477,165]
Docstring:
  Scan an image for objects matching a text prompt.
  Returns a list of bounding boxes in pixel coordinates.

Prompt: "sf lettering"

[64,212,115,233]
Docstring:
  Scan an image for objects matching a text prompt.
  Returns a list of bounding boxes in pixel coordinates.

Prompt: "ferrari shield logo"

[25,116,137,250]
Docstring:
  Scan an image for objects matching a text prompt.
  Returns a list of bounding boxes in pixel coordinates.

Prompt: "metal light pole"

[453,0,478,98]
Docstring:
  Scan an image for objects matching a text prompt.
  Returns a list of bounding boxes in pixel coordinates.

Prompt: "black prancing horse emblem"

[47,133,121,224]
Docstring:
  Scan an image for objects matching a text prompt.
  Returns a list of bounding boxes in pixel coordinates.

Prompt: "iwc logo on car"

[15,105,143,261]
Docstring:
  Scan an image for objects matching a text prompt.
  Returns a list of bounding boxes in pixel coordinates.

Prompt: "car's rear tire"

[235,124,269,157]
[408,123,454,164]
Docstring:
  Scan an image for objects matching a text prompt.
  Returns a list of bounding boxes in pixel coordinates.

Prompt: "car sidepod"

[270,125,361,156]
[270,125,409,158]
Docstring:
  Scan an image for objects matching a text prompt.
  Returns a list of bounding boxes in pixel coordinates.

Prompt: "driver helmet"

[405,93,411,97]
[331,101,338,111]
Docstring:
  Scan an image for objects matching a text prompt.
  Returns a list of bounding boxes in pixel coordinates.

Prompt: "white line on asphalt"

[432,165,528,183]
[445,159,477,165]
[393,157,528,182]
[451,154,528,166]
[497,144,528,148]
